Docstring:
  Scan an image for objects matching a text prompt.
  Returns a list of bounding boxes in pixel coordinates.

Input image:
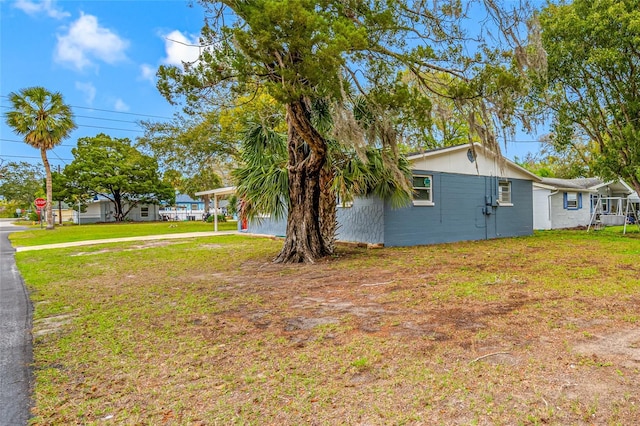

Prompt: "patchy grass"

[17,229,640,425]
[9,220,238,247]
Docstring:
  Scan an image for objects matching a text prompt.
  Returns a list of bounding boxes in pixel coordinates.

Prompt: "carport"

[195,186,236,231]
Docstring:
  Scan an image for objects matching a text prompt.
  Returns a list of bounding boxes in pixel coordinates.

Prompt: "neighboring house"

[533,178,639,230]
[160,193,230,221]
[160,194,206,221]
[532,178,599,230]
[75,198,160,223]
[245,143,541,247]
[42,202,77,223]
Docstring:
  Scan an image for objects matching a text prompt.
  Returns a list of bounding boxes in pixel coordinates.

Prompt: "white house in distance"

[532,177,639,230]
[74,198,161,224]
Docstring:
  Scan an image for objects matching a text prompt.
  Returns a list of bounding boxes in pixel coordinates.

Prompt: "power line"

[69,105,172,120]
[49,149,70,166]
[0,154,73,161]
[1,138,75,147]
[0,95,173,120]
[1,108,144,125]
[77,124,143,133]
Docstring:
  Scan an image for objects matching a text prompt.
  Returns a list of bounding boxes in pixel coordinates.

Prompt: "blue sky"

[1,0,206,168]
[1,0,544,171]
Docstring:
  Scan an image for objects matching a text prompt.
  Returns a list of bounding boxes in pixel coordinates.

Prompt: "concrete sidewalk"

[15,230,238,252]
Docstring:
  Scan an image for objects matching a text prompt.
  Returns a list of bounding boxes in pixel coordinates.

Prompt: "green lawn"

[14,227,640,424]
[9,220,238,247]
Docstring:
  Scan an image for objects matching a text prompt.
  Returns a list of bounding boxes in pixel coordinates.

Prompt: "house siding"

[549,192,590,229]
[335,197,384,244]
[245,215,287,237]
[532,187,552,230]
[383,172,533,247]
[245,197,385,245]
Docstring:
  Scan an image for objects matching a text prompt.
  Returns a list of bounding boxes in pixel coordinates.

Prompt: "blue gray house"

[246,143,541,247]
[159,194,206,221]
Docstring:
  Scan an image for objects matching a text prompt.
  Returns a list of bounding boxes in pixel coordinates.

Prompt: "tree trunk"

[41,148,54,230]
[203,195,210,215]
[274,99,331,263]
[113,192,125,221]
[319,166,337,253]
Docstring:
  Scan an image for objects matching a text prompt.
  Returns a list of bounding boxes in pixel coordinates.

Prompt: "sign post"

[34,198,47,229]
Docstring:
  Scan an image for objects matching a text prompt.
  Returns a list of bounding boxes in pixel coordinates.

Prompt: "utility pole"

[57,165,63,225]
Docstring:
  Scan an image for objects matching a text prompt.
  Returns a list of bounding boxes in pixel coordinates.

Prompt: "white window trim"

[412,174,434,206]
[498,181,512,206]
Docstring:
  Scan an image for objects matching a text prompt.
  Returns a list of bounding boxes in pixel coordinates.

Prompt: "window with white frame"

[498,181,511,204]
[413,175,433,205]
[141,206,149,217]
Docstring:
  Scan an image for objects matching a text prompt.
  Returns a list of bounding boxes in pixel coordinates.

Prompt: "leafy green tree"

[0,161,43,209]
[4,87,77,229]
[538,0,640,194]
[516,136,593,179]
[64,134,175,221]
[158,0,540,263]
[163,167,224,212]
[139,112,238,176]
[49,170,94,223]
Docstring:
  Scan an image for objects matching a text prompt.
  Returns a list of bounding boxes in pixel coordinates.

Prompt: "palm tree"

[233,120,412,262]
[4,87,76,229]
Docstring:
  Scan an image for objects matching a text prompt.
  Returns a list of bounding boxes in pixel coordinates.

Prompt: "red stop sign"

[34,198,47,209]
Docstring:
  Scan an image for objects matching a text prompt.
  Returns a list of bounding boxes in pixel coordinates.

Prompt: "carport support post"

[214,194,218,232]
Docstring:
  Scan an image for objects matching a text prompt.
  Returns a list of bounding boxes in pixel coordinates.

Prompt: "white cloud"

[113,99,130,112]
[162,30,201,67]
[139,64,156,83]
[55,13,129,70]
[13,0,69,19]
[75,81,96,105]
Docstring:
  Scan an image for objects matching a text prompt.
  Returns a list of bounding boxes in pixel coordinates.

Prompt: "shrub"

[205,214,226,223]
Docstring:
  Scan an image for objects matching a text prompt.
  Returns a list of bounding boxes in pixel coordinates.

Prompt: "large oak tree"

[64,134,175,221]
[158,0,540,263]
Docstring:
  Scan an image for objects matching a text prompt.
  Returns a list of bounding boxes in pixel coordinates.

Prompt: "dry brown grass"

[19,230,640,425]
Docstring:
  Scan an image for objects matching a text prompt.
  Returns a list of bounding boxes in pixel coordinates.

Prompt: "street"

[0,219,31,426]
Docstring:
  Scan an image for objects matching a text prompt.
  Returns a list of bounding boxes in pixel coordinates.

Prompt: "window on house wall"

[141,206,149,217]
[564,192,582,210]
[413,175,433,205]
[191,203,199,211]
[498,181,512,204]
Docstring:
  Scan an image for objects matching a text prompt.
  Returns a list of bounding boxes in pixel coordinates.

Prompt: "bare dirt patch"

[70,240,180,256]
[32,311,76,337]
[574,328,640,369]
